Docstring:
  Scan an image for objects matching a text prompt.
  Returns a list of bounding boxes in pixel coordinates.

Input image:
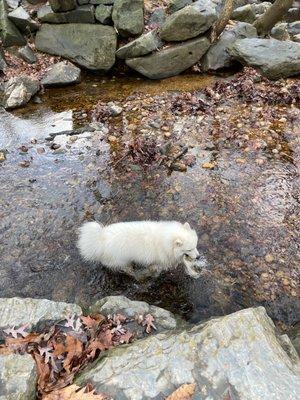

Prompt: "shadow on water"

[0,72,299,328]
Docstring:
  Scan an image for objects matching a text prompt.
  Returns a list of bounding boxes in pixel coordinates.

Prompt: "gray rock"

[95,4,112,24]
[0,354,37,400]
[35,23,117,71]
[148,8,166,28]
[252,1,272,16]
[293,33,300,42]
[41,61,81,87]
[232,4,256,23]
[126,36,211,79]
[284,7,300,23]
[76,307,300,400]
[288,21,300,36]
[106,102,123,116]
[230,38,300,80]
[159,0,218,41]
[49,0,77,12]
[77,0,90,3]
[18,45,37,64]
[0,47,7,71]
[1,76,40,109]
[202,22,257,71]
[168,0,193,14]
[0,297,82,332]
[0,0,26,47]
[91,0,114,4]
[112,0,144,37]
[8,6,39,32]
[5,0,19,9]
[271,23,290,41]
[288,322,300,356]
[116,30,162,59]
[38,5,95,24]
[89,295,177,331]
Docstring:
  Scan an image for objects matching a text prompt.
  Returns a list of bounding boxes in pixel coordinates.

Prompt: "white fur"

[77,220,200,276]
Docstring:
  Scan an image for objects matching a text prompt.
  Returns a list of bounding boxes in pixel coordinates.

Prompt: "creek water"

[0,72,299,328]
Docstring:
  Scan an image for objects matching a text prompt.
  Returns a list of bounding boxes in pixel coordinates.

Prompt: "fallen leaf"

[4,324,30,338]
[43,384,108,400]
[63,335,83,373]
[142,314,157,334]
[166,383,196,400]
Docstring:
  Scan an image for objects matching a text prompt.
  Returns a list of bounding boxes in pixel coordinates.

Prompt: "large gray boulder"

[0,0,26,47]
[159,0,218,41]
[0,354,37,400]
[35,23,117,71]
[126,36,211,79]
[230,38,300,79]
[202,22,257,71]
[89,295,178,331]
[41,61,81,87]
[49,0,76,12]
[38,4,95,24]
[76,307,300,400]
[8,6,39,32]
[1,76,40,109]
[0,297,82,333]
[112,0,144,37]
[116,30,163,59]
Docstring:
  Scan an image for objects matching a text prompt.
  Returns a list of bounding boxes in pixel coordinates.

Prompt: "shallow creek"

[0,72,299,329]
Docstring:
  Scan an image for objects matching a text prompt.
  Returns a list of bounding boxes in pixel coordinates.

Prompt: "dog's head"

[173,222,199,261]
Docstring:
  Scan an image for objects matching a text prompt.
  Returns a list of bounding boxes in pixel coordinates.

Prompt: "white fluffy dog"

[77,220,204,279]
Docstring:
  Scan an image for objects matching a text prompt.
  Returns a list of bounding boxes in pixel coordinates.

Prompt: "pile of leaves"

[0,312,157,399]
[210,67,300,105]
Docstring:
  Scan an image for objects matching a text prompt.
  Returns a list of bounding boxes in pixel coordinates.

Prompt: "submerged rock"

[126,36,211,79]
[1,76,40,109]
[89,295,178,331]
[116,30,163,59]
[41,61,81,87]
[0,354,37,400]
[112,0,144,37]
[76,307,300,399]
[202,22,257,71]
[8,6,39,32]
[38,4,95,24]
[159,0,218,41]
[0,297,82,334]
[35,23,117,71]
[18,45,37,64]
[230,38,300,79]
[0,0,26,47]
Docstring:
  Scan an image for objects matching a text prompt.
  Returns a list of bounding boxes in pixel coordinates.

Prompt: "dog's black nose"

[196,255,200,260]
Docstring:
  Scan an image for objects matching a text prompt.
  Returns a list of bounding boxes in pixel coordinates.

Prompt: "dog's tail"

[77,221,104,262]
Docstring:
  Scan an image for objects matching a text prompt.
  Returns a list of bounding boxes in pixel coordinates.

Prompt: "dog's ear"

[183,222,191,230]
[174,238,183,247]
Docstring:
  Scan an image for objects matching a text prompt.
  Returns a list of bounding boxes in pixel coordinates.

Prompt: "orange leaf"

[166,383,196,400]
[63,335,83,373]
[42,384,108,400]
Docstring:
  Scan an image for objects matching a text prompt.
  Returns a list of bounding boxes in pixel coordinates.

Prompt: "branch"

[253,0,293,36]
[210,0,235,43]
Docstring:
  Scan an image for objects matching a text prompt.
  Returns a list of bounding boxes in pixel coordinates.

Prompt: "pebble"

[0,152,6,162]
[265,254,274,263]
[202,162,216,169]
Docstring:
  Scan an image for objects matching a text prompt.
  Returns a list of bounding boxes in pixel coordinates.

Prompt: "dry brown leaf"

[63,335,83,373]
[42,384,108,400]
[34,353,51,392]
[81,314,105,328]
[166,383,196,400]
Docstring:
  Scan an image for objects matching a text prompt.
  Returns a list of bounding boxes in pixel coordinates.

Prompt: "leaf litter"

[1,312,161,399]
